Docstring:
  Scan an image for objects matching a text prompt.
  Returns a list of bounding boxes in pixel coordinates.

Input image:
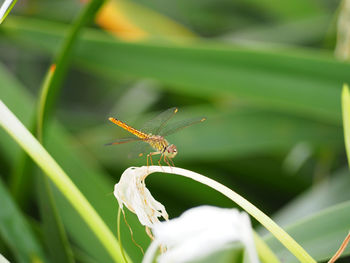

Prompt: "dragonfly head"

[165,144,177,158]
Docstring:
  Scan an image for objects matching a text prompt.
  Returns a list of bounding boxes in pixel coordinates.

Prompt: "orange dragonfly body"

[108,107,205,166]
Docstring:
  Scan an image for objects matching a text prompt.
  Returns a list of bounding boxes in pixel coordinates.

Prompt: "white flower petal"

[0,253,10,263]
[146,206,259,263]
[114,167,168,227]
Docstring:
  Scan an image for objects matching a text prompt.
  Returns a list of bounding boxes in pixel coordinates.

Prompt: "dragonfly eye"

[167,144,177,156]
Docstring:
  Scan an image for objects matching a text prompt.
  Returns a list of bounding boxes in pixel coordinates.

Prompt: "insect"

[107,107,206,166]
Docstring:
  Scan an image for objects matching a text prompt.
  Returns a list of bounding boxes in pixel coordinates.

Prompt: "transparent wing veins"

[161,116,206,137]
[140,107,178,135]
[105,137,141,146]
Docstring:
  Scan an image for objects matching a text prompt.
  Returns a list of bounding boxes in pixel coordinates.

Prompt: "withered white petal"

[145,206,259,263]
[114,167,168,227]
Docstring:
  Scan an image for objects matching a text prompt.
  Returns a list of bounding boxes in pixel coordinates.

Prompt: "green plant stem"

[117,208,128,263]
[37,0,105,134]
[145,166,316,263]
[253,232,281,263]
[342,84,350,168]
[0,100,125,263]
[36,41,73,263]
[35,1,109,261]
[0,0,17,24]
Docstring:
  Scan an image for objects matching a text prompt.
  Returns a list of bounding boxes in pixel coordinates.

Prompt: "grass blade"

[35,1,107,261]
[0,62,139,262]
[265,200,350,262]
[2,17,350,123]
[0,177,46,262]
[254,232,281,263]
[0,100,125,263]
[342,84,350,168]
[0,0,17,24]
[37,63,75,263]
[37,0,105,132]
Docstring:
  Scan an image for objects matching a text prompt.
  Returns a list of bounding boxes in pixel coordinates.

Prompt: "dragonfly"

[107,107,206,166]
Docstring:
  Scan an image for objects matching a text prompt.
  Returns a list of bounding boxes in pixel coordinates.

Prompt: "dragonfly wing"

[128,140,155,159]
[106,136,153,159]
[141,107,178,135]
[105,137,141,146]
[160,116,206,137]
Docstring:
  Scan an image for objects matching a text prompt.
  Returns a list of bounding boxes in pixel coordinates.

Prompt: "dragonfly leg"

[163,155,171,168]
[147,151,161,167]
[146,154,152,167]
[158,153,166,171]
[169,157,175,168]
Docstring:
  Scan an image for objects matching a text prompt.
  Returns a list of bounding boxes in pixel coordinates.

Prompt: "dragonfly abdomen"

[108,117,148,139]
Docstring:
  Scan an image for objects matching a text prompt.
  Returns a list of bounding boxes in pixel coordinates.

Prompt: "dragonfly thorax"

[146,135,178,159]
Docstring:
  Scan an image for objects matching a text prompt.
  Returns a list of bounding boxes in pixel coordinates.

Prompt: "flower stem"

[118,208,129,263]
[145,166,316,263]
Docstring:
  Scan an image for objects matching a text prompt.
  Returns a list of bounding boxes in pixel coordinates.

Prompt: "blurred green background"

[1,0,350,262]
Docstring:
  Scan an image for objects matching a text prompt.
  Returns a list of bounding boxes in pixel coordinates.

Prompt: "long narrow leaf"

[270,168,350,228]
[342,84,350,168]
[37,63,75,263]
[265,200,350,263]
[37,0,105,132]
[0,0,17,24]
[0,62,140,263]
[0,100,125,263]
[36,1,106,261]
[2,17,350,123]
[0,177,46,262]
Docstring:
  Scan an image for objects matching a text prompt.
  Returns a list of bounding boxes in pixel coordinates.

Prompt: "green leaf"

[223,14,331,45]
[134,0,324,36]
[0,177,46,262]
[37,51,75,263]
[342,84,350,168]
[0,62,36,205]
[37,0,106,135]
[100,0,195,38]
[2,16,349,124]
[0,100,125,263]
[268,168,350,228]
[265,200,350,263]
[37,175,75,263]
[257,169,350,260]
[36,1,106,262]
[0,62,139,263]
[254,232,281,263]
[229,0,323,20]
[0,0,17,24]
